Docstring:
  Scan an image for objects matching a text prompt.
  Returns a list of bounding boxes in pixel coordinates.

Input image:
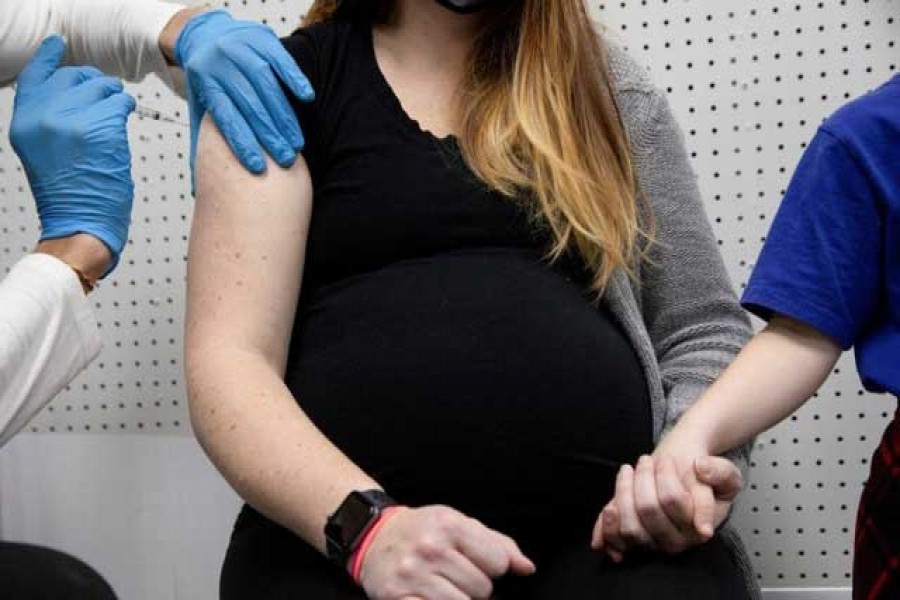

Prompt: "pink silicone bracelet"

[350,506,405,584]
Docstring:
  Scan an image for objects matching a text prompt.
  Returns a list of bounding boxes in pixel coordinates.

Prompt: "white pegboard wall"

[0,0,897,591]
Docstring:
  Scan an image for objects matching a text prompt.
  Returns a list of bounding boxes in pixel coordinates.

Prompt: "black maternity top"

[277,20,652,553]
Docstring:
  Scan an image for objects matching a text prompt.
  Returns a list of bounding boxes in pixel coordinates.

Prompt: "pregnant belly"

[286,249,652,543]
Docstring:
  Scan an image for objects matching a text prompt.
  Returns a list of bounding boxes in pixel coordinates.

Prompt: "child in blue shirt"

[596,75,899,599]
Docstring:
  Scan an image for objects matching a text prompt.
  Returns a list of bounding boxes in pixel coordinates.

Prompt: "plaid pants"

[854,403,900,600]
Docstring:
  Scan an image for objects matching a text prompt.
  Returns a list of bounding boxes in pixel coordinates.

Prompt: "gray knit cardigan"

[604,46,760,597]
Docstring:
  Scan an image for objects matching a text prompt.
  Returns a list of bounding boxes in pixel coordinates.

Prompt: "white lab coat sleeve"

[0,253,102,448]
[0,0,185,89]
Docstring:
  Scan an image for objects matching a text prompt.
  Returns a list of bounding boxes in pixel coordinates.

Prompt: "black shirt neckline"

[360,22,460,148]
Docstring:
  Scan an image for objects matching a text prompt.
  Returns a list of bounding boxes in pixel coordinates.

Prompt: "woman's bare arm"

[185,116,380,552]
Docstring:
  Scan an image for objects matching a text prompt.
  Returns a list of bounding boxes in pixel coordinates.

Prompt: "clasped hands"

[591,447,744,562]
[348,448,742,600]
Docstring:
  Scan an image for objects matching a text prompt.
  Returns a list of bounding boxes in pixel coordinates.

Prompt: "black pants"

[0,542,116,600]
[221,508,750,600]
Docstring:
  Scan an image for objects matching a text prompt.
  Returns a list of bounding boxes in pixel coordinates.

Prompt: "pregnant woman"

[184,0,757,598]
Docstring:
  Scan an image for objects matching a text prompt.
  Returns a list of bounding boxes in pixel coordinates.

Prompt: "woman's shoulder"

[606,43,656,96]
[605,44,678,153]
[282,20,358,80]
[285,19,355,46]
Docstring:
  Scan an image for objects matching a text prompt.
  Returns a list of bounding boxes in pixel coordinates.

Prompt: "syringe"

[134,104,188,127]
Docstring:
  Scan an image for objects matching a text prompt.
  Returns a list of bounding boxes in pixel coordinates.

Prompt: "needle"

[134,104,188,127]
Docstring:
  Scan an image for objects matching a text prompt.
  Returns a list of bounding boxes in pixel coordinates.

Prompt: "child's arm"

[660,314,842,459]
[594,314,842,559]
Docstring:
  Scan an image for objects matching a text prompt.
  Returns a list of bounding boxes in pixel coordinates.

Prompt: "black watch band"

[325,489,396,568]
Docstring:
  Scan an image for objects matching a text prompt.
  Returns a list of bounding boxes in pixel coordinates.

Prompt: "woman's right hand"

[358,505,536,600]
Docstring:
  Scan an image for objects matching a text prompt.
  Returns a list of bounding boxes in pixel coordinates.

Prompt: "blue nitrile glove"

[174,10,315,177]
[9,36,136,276]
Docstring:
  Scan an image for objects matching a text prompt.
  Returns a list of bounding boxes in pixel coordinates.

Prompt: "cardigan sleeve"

[631,88,754,474]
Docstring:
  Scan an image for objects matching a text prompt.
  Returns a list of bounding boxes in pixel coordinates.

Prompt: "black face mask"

[434,0,500,14]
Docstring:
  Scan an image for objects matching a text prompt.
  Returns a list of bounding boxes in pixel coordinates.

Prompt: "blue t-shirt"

[743,75,900,397]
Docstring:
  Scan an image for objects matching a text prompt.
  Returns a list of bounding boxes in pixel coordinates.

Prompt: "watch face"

[332,491,379,549]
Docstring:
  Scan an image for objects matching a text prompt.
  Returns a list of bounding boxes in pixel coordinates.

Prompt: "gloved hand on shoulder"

[174,10,315,177]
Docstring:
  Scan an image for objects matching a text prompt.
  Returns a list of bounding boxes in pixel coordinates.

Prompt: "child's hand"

[691,456,744,537]
[591,454,743,562]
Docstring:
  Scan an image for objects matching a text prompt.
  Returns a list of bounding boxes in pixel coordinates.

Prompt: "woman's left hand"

[591,453,743,561]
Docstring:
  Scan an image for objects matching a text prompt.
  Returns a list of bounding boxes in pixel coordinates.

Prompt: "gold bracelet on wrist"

[64,262,98,294]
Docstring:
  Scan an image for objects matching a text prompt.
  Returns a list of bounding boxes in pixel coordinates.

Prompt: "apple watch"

[325,489,397,568]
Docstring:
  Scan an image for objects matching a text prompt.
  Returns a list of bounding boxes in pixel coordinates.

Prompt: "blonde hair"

[303,0,648,292]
